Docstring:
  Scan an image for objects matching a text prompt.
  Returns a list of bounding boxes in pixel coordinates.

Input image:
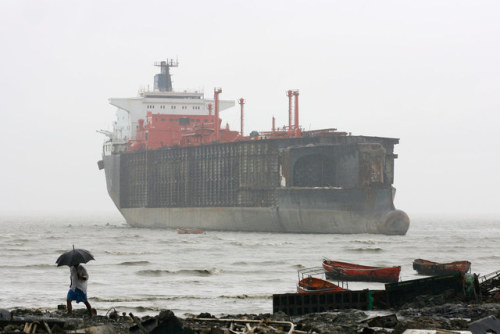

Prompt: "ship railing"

[298,266,327,280]
[139,89,204,97]
[302,128,347,136]
[257,128,346,138]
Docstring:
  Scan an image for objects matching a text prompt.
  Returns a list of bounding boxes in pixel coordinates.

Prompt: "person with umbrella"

[56,246,95,316]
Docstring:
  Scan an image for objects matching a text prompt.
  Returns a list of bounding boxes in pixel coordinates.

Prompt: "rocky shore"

[1,299,500,334]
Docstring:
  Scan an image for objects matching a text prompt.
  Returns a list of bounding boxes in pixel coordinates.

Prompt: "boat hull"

[102,137,410,235]
[101,62,410,236]
[119,206,408,234]
[413,259,471,276]
[297,277,345,294]
[323,260,401,283]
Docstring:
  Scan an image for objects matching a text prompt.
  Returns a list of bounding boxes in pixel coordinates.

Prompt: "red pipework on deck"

[239,98,245,136]
[125,87,342,153]
[214,88,222,142]
[287,90,293,137]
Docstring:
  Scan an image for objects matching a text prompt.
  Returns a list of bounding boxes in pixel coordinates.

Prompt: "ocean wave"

[12,238,31,243]
[231,260,283,266]
[105,250,156,255]
[478,254,500,260]
[101,223,128,228]
[134,306,162,313]
[229,240,290,247]
[0,263,55,269]
[119,261,150,266]
[292,264,306,269]
[96,294,271,302]
[93,295,215,303]
[136,269,170,276]
[218,294,271,300]
[3,247,32,252]
[351,240,377,245]
[259,260,283,265]
[136,268,222,277]
[93,296,181,303]
[345,247,384,252]
[179,240,199,244]
[177,269,223,276]
[25,264,55,269]
[213,236,290,248]
[231,261,248,265]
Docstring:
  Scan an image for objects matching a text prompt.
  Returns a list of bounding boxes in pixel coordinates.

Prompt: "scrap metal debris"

[478,269,500,299]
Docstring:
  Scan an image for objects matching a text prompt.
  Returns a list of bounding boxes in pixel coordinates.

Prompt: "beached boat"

[297,266,348,294]
[297,276,346,294]
[412,259,471,276]
[322,259,401,283]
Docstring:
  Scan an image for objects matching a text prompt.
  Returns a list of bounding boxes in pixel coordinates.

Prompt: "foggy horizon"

[1,1,499,220]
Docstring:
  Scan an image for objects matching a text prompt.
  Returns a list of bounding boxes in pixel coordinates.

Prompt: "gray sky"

[1,0,499,218]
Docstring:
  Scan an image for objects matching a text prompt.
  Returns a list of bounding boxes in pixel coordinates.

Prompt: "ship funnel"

[154,59,178,92]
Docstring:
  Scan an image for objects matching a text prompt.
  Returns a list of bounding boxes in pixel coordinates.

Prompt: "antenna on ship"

[154,59,179,92]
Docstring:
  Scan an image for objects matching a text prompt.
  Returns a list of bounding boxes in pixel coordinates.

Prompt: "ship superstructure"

[100,60,235,154]
[98,60,410,235]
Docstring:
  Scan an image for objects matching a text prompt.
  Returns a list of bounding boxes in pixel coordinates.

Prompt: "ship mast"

[154,59,179,92]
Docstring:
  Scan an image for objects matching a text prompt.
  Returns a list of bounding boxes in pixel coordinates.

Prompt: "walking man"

[67,264,93,316]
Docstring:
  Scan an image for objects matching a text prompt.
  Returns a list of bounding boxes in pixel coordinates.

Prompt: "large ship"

[98,60,410,235]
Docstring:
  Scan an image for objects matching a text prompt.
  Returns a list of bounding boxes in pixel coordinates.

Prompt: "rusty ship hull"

[99,60,409,235]
[102,135,410,235]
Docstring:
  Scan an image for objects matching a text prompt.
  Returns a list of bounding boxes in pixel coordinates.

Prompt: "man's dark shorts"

[67,288,87,303]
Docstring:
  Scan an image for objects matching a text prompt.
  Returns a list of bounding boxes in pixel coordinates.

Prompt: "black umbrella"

[56,245,95,267]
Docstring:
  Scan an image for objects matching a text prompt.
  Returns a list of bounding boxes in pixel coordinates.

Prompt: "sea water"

[0,213,498,317]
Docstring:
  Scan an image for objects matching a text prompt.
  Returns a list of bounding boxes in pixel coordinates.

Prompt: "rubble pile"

[1,301,500,334]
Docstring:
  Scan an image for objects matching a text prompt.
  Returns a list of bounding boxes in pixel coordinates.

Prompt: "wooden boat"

[297,276,346,294]
[412,259,471,276]
[177,228,204,234]
[322,259,401,283]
